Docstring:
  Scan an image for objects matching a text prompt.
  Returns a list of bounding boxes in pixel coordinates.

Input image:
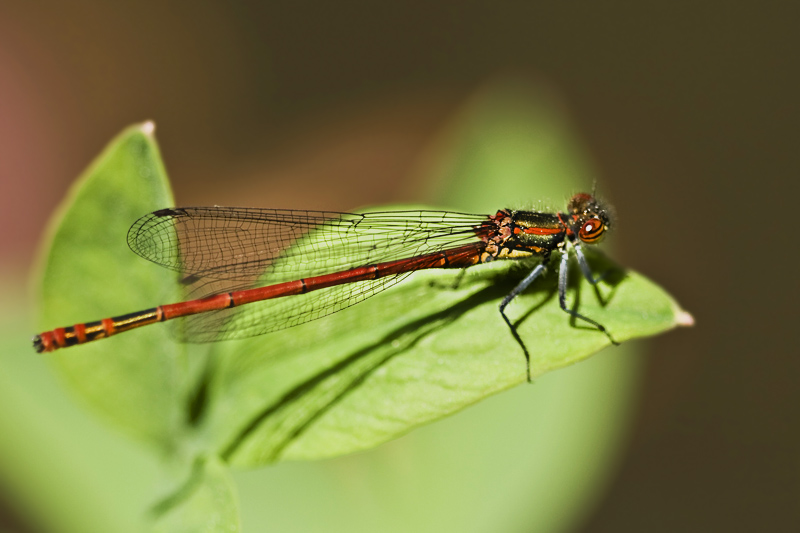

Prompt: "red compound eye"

[579,217,605,243]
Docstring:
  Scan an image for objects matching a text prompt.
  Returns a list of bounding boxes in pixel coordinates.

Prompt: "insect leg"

[572,242,607,284]
[558,249,618,345]
[499,260,548,383]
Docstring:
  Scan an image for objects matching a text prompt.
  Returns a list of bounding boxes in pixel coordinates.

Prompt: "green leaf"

[206,248,683,466]
[30,81,692,532]
[34,122,191,450]
[199,81,691,467]
[152,456,240,533]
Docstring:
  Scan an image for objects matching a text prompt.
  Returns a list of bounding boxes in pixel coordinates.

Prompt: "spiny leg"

[573,241,608,284]
[558,249,618,345]
[499,261,548,383]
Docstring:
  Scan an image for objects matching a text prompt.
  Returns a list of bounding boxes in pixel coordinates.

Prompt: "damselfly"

[33,193,616,381]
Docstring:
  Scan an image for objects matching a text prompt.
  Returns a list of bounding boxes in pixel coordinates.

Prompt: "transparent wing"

[127,207,489,342]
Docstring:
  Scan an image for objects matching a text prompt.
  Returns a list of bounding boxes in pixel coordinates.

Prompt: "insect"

[33,193,616,381]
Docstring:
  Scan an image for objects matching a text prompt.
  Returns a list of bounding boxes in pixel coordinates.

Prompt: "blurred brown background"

[0,1,797,531]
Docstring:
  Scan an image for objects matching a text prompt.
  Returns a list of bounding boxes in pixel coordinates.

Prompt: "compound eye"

[579,217,605,243]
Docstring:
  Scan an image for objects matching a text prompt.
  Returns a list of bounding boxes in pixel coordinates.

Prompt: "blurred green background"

[0,1,797,532]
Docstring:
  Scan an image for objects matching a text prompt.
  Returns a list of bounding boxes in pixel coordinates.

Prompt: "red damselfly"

[33,193,616,381]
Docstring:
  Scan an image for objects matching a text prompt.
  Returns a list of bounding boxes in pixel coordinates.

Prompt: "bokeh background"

[1,1,797,532]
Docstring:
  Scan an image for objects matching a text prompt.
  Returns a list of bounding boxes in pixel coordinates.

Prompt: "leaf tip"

[674,309,695,327]
[140,120,156,136]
